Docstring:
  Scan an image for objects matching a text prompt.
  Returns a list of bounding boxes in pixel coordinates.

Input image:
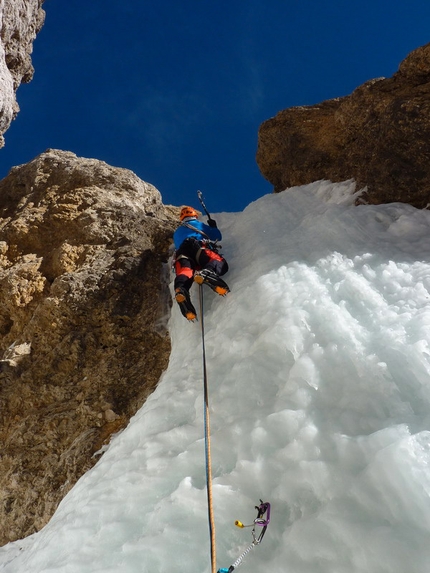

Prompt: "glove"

[207,218,217,228]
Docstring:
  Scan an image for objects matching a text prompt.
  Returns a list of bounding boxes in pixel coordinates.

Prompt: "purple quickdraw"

[217,500,271,573]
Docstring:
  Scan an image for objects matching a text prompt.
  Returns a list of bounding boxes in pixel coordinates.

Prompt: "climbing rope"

[194,190,271,571]
[197,285,271,573]
[199,284,217,573]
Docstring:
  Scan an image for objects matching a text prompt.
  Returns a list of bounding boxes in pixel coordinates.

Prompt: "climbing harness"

[217,501,271,573]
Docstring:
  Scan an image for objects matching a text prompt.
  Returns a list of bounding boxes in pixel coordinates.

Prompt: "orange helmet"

[180,206,198,221]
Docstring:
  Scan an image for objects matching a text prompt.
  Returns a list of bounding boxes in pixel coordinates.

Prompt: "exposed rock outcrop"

[257,43,430,208]
[0,0,45,146]
[0,149,177,544]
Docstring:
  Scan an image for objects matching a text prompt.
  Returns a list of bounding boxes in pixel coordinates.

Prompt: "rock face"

[0,149,178,544]
[0,0,45,146]
[257,43,430,208]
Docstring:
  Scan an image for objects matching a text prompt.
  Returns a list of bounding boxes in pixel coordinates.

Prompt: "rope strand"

[199,285,217,573]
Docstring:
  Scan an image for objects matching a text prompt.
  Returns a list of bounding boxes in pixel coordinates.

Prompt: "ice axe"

[197,190,215,224]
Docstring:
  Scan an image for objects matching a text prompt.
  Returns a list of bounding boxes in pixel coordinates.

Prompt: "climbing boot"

[175,287,197,321]
[194,269,230,296]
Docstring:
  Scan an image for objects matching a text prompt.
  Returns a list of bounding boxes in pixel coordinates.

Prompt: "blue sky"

[1,0,429,213]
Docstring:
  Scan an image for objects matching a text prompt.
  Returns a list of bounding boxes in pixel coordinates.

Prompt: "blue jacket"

[173,218,222,249]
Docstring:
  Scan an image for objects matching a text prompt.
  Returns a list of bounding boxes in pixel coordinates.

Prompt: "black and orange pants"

[174,238,228,292]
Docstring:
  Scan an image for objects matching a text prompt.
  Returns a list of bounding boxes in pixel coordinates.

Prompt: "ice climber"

[173,206,229,321]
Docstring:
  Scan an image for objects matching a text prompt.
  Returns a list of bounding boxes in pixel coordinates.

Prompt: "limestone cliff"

[0,149,178,544]
[0,0,45,146]
[257,43,430,208]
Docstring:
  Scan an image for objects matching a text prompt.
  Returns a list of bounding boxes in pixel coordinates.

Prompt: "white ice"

[2,180,430,573]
